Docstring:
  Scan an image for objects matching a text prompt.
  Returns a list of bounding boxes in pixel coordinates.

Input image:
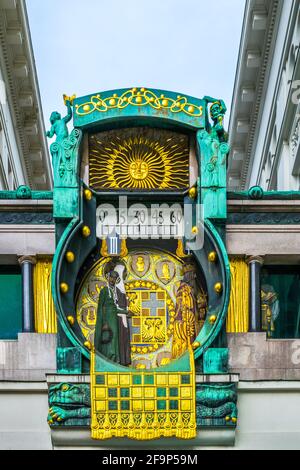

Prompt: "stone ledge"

[0,369,56,382]
[228,333,300,380]
[46,374,240,385]
[238,381,300,391]
[0,333,56,381]
[0,381,48,392]
[196,374,239,383]
[51,428,236,449]
[0,200,53,207]
[47,374,90,384]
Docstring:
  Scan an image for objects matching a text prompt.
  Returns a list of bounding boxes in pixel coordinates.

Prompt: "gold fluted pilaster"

[33,257,57,334]
[226,257,249,333]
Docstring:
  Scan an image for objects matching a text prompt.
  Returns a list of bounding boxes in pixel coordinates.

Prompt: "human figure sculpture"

[261,284,280,338]
[46,95,74,143]
[203,96,227,142]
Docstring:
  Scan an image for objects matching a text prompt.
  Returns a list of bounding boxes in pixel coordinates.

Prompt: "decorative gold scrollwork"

[76,87,203,118]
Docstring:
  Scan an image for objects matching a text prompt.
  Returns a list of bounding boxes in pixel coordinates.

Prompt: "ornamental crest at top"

[75,87,204,117]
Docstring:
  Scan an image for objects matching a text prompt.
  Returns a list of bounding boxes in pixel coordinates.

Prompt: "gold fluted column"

[226,257,249,333]
[33,257,57,334]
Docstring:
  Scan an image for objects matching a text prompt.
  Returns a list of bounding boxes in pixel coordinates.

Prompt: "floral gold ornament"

[208,251,217,263]
[82,226,91,238]
[65,251,75,263]
[67,316,75,326]
[209,315,217,324]
[76,87,203,118]
[89,128,189,191]
[214,282,223,294]
[84,189,92,201]
[60,282,69,294]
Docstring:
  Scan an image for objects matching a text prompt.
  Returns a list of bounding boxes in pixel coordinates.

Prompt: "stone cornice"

[228,0,281,189]
[0,224,54,233]
[0,0,52,190]
[228,199,300,213]
[240,0,280,189]
[227,225,300,233]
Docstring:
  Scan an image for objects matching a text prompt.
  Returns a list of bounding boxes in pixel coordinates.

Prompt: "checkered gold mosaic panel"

[129,290,167,346]
[90,353,196,440]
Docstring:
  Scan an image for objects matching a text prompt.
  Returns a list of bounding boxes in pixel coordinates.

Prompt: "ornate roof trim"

[228,0,281,190]
[0,0,52,190]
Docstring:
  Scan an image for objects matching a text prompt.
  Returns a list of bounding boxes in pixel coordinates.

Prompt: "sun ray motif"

[89,128,190,190]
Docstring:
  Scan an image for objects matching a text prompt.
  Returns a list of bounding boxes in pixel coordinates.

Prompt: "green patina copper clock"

[47,88,234,441]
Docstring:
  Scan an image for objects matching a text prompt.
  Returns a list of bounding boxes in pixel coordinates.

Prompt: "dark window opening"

[261,266,300,339]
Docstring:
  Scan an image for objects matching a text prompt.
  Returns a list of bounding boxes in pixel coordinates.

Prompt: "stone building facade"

[1,0,300,451]
[228,0,300,191]
[0,0,52,190]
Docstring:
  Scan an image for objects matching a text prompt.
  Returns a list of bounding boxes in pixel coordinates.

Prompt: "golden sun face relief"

[89,128,190,190]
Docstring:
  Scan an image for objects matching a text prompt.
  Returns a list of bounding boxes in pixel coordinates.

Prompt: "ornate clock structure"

[47,88,237,444]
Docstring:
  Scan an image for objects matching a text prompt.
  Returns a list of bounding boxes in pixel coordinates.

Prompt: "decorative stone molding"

[228,212,300,225]
[0,0,52,190]
[228,0,281,189]
[18,255,36,265]
[0,212,53,224]
[291,117,300,154]
[246,255,264,265]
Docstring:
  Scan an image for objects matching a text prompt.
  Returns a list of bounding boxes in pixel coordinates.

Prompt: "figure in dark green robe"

[94,271,128,363]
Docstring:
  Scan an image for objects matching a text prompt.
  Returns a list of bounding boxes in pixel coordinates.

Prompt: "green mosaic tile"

[170,400,179,410]
[144,375,154,385]
[169,387,179,397]
[121,401,130,411]
[108,401,118,411]
[157,400,167,411]
[133,375,142,385]
[96,375,105,385]
[108,388,118,398]
[157,388,166,397]
[181,375,191,385]
[120,388,130,398]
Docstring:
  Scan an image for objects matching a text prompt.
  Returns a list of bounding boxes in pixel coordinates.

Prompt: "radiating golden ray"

[89,128,189,190]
